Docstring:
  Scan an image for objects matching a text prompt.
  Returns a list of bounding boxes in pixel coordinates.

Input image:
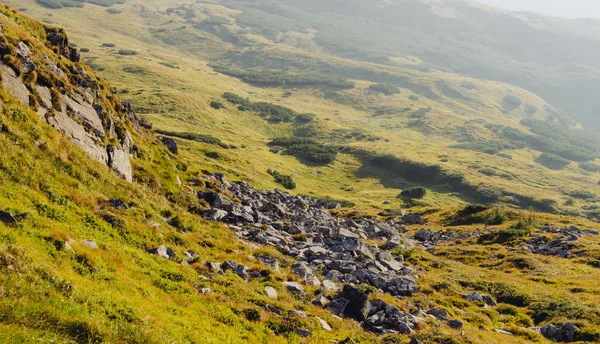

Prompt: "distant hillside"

[219,0,600,127]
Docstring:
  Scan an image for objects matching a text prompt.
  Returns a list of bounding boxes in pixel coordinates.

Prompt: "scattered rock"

[203,208,228,221]
[148,245,176,260]
[494,329,513,335]
[283,281,305,296]
[327,298,349,316]
[447,320,463,329]
[427,307,449,320]
[108,199,128,210]
[221,260,249,280]
[289,310,307,318]
[206,262,222,273]
[409,337,422,344]
[256,255,279,272]
[81,239,98,249]
[312,295,330,307]
[403,214,424,225]
[292,262,320,285]
[264,286,278,299]
[316,317,332,331]
[338,285,370,321]
[0,210,17,226]
[296,329,312,338]
[159,136,178,154]
[541,323,577,342]
[462,292,496,306]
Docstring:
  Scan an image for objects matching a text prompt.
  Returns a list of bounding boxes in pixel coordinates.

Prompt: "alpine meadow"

[1,0,600,343]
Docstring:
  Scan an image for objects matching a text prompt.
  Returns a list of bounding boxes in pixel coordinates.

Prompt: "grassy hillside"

[2,3,600,344]
[10,0,600,221]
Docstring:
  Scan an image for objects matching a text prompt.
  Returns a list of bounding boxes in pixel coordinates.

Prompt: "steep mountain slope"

[2,4,600,344]
[10,0,600,221]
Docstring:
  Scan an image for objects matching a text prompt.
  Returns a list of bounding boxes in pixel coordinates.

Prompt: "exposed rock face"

[47,111,109,164]
[0,31,137,183]
[0,63,30,105]
[108,146,133,182]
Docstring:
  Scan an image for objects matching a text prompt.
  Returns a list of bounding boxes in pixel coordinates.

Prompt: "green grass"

[3,3,600,343]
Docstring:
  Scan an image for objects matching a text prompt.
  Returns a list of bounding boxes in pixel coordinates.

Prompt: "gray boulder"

[264,286,278,299]
[81,239,98,249]
[148,245,176,260]
[403,214,425,225]
[541,323,578,342]
[221,260,249,280]
[159,136,178,154]
[0,210,17,227]
[203,209,228,221]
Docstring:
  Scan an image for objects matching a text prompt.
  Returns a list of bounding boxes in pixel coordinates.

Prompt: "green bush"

[118,49,138,56]
[154,130,231,149]
[267,169,296,189]
[399,186,427,199]
[212,65,354,89]
[367,83,400,95]
[102,43,116,47]
[502,94,522,110]
[530,297,585,323]
[269,137,338,165]
[569,190,596,199]
[536,152,570,170]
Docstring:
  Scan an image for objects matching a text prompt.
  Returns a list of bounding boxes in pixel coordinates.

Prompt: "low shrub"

[399,186,427,199]
[267,169,296,190]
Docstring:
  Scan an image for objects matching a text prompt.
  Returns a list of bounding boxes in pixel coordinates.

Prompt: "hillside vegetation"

[2,2,600,344]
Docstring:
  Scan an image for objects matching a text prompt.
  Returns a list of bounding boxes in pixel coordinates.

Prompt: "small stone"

[289,310,307,318]
[81,239,98,249]
[265,286,278,299]
[312,295,330,307]
[108,199,128,210]
[206,262,222,272]
[447,320,463,329]
[327,298,349,316]
[283,281,305,296]
[322,279,341,291]
[409,337,422,344]
[200,288,212,295]
[427,307,449,320]
[316,317,332,331]
[296,329,312,338]
[148,245,176,260]
[494,329,513,335]
[203,208,228,221]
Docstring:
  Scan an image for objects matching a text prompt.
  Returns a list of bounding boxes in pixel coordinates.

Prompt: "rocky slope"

[1,6,600,344]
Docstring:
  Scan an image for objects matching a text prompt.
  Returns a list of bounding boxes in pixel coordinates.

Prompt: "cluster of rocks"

[198,174,421,301]
[524,226,598,258]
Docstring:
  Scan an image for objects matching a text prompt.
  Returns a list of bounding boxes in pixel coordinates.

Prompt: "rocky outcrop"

[0,22,137,183]
[541,323,578,342]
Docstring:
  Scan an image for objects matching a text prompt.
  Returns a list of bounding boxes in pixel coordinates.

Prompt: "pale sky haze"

[473,0,600,19]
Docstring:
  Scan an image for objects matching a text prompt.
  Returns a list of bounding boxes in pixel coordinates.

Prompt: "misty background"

[473,0,600,19]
